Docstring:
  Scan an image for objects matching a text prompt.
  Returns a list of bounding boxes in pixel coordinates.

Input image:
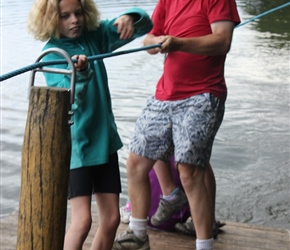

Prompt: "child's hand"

[72,55,88,72]
[113,15,135,40]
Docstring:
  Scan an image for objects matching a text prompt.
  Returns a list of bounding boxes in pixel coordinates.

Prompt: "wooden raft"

[1,206,289,250]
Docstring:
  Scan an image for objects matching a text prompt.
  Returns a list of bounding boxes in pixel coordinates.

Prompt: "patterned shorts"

[129,93,225,167]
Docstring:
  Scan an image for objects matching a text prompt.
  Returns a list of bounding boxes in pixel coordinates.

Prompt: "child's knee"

[72,216,92,236]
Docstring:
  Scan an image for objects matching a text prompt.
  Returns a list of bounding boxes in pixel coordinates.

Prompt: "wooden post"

[16,86,71,250]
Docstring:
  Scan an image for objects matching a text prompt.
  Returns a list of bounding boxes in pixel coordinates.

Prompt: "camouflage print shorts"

[129,93,225,167]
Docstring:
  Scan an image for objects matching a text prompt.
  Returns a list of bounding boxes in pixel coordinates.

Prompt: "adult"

[113,0,240,249]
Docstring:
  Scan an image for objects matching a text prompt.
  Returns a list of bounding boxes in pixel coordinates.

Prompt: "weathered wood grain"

[16,87,71,250]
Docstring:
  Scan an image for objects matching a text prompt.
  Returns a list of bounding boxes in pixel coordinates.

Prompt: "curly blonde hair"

[27,0,101,41]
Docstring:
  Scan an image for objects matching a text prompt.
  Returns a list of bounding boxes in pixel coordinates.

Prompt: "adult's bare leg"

[127,153,156,219]
[178,163,213,240]
[204,162,216,222]
[154,160,216,222]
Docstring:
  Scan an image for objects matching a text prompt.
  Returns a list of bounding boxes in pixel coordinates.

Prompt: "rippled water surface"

[0,0,289,230]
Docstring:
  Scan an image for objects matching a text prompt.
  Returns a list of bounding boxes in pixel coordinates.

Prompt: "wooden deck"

[1,206,289,250]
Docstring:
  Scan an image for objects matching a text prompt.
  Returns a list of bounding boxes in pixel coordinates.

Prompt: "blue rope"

[235,1,290,28]
[0,44,161,82]
[1,1,289,82]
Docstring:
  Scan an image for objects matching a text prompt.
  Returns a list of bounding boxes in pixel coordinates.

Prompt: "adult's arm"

[143,21,235,56]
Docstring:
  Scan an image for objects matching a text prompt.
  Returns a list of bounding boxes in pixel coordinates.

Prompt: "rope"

[1,1,289,82]
[0,44,161,82]
[235,1,290,28]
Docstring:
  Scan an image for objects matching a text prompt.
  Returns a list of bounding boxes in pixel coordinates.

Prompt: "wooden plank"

[0,210,19,250]
[77,206,290,250]
[220,222,290,249]
[1,205,289,250]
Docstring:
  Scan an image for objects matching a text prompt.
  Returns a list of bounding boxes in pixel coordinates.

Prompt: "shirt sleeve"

[207,0,240,26]
[149,0,166,36]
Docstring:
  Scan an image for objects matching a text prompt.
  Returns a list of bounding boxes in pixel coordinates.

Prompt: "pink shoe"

[120,201,131,224]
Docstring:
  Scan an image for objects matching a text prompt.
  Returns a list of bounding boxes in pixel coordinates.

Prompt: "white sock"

[196,238,213,250]
[129,216,148,241]
[163,187,179,201]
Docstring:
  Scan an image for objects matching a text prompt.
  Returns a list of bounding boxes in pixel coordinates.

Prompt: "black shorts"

[68,153,122,199]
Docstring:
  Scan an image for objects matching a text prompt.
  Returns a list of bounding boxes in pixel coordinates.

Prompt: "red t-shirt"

[150,0,240,102]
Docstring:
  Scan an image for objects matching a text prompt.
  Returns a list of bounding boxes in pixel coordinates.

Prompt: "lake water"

[0,0,289,230]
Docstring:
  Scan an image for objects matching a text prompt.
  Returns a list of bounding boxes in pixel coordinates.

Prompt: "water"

[0,0,289,230]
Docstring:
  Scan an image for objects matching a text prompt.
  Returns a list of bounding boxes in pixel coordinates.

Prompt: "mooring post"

[16,49,75,250]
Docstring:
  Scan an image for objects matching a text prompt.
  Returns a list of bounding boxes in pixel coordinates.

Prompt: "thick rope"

[235,2,290,28]
[1,1,289,82]
[0,44,161,82]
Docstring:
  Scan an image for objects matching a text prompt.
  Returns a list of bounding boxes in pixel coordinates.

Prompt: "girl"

[27,0,152,249]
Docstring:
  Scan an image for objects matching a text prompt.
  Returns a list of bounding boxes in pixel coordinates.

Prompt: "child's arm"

[121,8,153,36]
[42,52,93,109]
[72,54,89,72]
[113,15,135,40]
[98,8,153,52]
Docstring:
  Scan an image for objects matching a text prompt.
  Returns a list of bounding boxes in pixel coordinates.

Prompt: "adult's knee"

[126,153,152,180]
[178,164,205,190]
